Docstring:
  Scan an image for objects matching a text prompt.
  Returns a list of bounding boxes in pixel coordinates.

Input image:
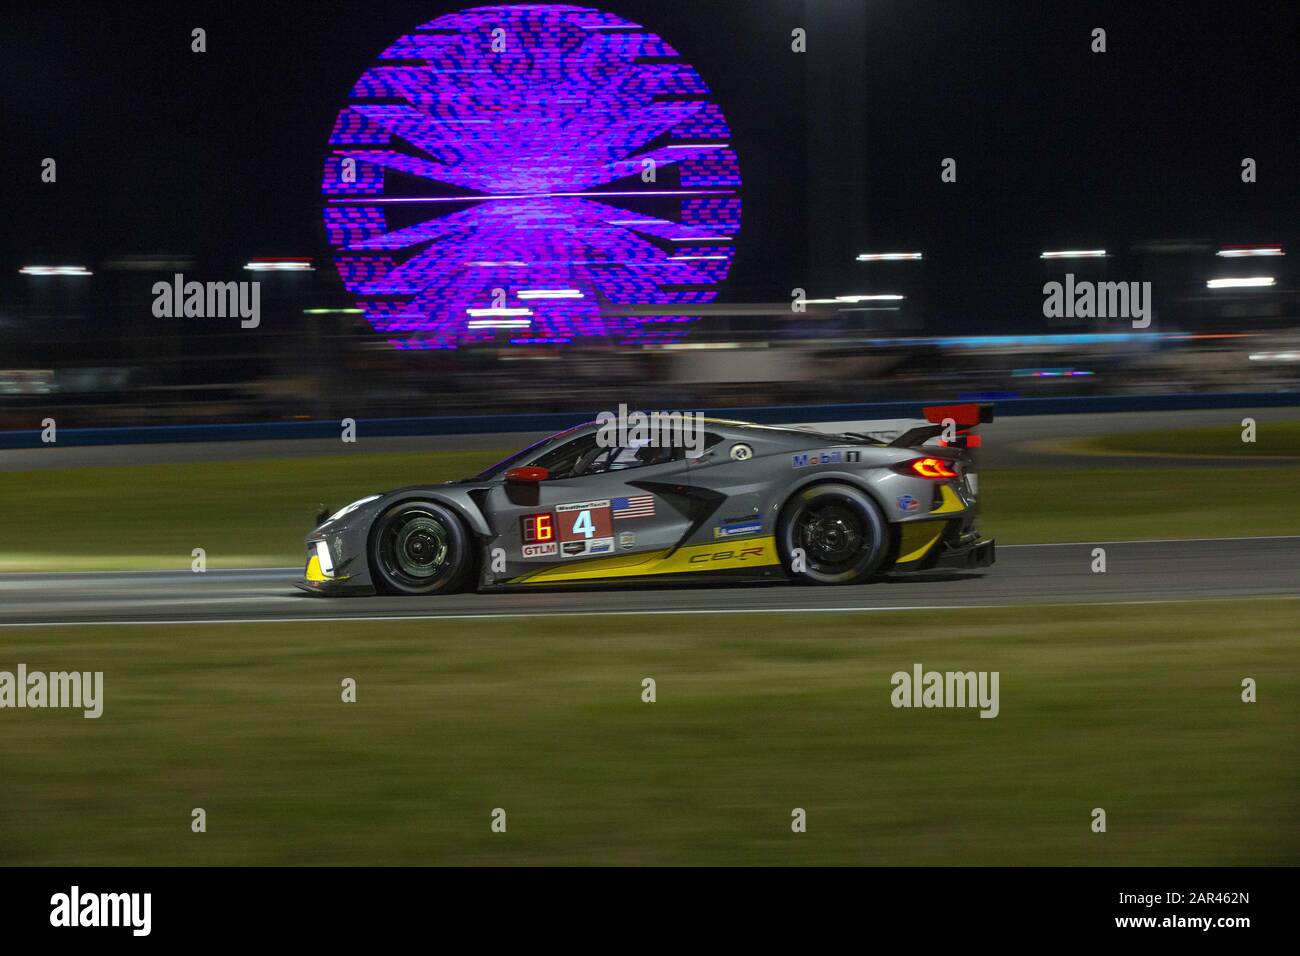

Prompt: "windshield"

[471,424,590,480]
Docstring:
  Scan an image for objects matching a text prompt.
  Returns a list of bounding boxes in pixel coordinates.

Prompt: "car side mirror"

[506,466,549,483]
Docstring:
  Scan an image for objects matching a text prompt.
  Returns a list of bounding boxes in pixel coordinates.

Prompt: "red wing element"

[922,403,995,427]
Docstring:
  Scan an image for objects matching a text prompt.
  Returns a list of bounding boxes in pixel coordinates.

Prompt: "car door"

[683,431,769,537]
[483,432,696,576]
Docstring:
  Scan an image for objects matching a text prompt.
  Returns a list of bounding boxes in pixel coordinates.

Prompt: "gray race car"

[299,404,995,596]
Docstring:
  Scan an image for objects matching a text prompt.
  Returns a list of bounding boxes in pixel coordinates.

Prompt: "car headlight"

[328,495,382,523]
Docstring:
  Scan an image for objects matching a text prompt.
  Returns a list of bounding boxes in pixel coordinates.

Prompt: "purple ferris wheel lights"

[322,3,742,349]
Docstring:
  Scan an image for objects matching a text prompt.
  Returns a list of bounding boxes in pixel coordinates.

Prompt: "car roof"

[551,417,883,445]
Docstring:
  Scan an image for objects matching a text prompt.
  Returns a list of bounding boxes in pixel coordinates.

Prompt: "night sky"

[2,0,1295,332]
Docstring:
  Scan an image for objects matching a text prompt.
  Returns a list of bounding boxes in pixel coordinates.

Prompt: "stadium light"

[19,265,92,276]
[1216,246,1284,258]
[1206,277,1275,289]
[516,290,584,300]
[244,258,314,272]
[856,252,923,261]
[467,319,532,329]
[1040,250,1107,259]
[804,294,905,303]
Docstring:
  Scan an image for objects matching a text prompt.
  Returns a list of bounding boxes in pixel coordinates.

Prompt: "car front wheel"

[369,500,472,595]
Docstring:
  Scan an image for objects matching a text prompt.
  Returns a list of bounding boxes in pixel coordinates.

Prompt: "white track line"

[2,595,1297,628]
[1003,534,1300,547]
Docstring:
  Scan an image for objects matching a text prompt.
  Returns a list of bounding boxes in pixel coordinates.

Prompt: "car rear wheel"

[778,483,888,585]
[369,500,472,595]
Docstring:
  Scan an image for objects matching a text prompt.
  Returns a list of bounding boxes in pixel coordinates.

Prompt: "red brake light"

[910,457,958,479]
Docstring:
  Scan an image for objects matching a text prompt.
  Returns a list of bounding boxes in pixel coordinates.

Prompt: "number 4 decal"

[557,500,613,543]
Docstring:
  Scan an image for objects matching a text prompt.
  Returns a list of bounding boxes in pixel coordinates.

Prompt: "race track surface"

[1,537,1296,626]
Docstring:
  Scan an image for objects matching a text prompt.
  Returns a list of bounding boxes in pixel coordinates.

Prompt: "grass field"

[1074,422,1300,458]
[3,449,1300,570]
[0,600,1294,865]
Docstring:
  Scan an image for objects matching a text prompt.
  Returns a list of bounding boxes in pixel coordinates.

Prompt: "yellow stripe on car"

[512,536,780,584]
[895,522,948,564]
[305,554,329,582]
[930,483,966,515]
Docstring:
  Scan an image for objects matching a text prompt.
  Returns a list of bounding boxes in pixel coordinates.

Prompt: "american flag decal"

[612,495,655,519]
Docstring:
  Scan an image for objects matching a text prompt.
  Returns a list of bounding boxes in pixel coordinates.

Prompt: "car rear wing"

[889,403,994,450]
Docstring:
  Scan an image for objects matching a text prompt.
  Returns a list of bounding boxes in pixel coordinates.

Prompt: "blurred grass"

[0,601,1294,865]
[979,465,1300,543]
[0,450,506,571]
[1076,422,1300,458]
[1,450,1299,568]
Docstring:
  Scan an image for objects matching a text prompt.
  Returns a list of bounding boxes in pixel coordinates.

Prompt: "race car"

[298,404,995,596]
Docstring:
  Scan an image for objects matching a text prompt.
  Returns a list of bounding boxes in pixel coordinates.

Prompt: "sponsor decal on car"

[557,499,610,514]
[792,449,862,468]
[897,494,920,513]
[713,518,763,539]
[562,537,614,557]
[522,542,558,558]
[619,531,636,550]
[689,545,768,565]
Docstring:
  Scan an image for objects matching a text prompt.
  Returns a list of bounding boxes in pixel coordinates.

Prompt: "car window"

[472,435,555,479]
[584,440,681,474]
[688,432,726,459]
[528,435,683,479]
[530,434,602,479]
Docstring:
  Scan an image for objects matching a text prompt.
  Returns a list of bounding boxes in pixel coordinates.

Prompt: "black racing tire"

[777,482,889,585]
[368,500,473,596]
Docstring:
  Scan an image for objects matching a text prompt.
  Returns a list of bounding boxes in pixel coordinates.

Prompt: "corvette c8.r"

[298,404,995,596]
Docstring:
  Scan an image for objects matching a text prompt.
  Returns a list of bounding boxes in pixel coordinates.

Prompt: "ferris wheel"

[322,3,742,349]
